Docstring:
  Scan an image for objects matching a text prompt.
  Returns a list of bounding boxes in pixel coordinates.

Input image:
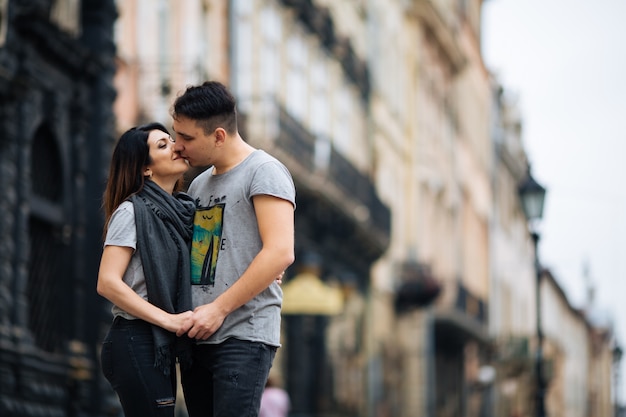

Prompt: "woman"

[97,122,195,417]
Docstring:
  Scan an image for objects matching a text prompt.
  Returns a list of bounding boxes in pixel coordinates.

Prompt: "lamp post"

[518,166,547,417]
[614,345,623,417]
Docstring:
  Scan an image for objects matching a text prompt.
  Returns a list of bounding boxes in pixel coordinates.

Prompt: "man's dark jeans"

[181,338,276,417]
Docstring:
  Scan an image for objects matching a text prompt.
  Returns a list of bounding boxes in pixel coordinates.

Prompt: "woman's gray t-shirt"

[104,201,146,320]
[186,150,296,347]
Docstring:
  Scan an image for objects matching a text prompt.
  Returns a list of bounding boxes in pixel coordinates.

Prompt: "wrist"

[156,311,172,329]
[213,296,233,316]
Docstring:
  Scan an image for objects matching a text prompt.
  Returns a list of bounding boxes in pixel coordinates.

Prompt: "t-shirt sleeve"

[250,161,296,208]
[104,202,137,250]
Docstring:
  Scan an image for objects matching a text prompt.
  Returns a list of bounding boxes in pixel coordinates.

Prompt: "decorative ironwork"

[328,146,391,236]
[274,104,391,251]
[276,107,316,173]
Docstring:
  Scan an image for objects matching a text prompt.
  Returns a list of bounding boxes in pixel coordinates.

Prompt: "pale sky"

[482,0,626,399]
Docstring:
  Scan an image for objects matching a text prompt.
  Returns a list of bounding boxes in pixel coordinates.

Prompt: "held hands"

[176,270,285,340]
[177,303,226,340]
[165,310,194,334]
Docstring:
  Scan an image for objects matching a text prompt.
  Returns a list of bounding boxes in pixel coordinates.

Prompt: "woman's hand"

[276,271,285,285]
[164,310,194,334]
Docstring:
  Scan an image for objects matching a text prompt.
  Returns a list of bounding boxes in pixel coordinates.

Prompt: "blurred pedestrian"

[259,376,290,417]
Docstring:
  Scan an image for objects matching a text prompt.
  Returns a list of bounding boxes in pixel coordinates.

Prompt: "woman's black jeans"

[101,317,177,417]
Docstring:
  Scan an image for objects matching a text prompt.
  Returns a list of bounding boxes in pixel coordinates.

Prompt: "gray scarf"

[130,180,195,375]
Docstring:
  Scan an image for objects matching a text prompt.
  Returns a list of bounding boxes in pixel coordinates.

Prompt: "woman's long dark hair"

[102,122,171,236]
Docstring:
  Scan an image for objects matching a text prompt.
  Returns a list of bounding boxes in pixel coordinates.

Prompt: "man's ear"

[214,128,227,146]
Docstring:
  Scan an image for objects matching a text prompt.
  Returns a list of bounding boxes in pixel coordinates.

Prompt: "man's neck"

[213,135,255,175]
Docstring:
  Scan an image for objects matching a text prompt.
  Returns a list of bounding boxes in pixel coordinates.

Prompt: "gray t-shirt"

[104,201,146,320]
[187,150,296,346]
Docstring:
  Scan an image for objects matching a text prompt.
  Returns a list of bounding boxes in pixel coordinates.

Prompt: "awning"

[282,272,344,315]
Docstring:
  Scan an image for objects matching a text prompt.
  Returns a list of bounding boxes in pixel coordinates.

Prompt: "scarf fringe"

[154,340,194,376]
[155,344,173,376]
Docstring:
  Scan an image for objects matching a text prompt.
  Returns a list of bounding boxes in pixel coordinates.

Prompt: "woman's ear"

[144,167,153,178]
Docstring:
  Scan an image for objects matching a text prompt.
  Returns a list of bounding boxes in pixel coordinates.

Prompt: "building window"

[260,5,281,96]
[196,1,211,81]
[28,125,70,353]
[232,0,254,112]
[286,33,308,120]
[311,59,329,137]
[31,126,63,202]
[0,0,7,46]
[50,0,81,37]
[333,86,352,155]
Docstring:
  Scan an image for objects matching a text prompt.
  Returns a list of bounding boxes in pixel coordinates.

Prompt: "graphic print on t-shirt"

[191,204,225,285]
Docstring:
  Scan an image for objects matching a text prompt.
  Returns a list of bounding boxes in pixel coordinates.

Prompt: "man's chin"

[187,163,213,170]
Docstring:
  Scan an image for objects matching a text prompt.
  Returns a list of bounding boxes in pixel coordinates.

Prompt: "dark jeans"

[101,317,177,417]
[181,338,276,417]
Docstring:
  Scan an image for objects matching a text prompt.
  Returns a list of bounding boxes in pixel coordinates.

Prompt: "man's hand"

[177,303,227,340]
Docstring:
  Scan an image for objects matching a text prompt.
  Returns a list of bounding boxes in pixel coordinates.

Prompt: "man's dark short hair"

[171,81,238,134]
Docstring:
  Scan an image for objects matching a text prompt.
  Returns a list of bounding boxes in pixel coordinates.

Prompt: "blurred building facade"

[112,0,619,416]
[488,83,537,416]
[541,269,589,417]
[0,1,118,416]
[0,0,615,416]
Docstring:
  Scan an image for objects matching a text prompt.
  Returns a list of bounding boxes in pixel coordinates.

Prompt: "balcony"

[497,336,533,377]
[394,261,442,311]
[242,100,391,275]
[454,281,487,325]
[434,280,489,348]
[276,105,316,174]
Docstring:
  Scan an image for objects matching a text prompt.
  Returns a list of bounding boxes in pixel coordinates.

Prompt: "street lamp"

[518,166,547,417]
[613,345,623,417]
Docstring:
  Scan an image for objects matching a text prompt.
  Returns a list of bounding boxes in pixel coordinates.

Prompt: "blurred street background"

[0,1,623,416]
[484,0,626,412]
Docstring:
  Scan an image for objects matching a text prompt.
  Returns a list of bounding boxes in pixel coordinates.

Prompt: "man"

[171,81,295,417]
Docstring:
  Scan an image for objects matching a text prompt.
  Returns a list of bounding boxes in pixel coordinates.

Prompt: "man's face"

[172,116,216,168]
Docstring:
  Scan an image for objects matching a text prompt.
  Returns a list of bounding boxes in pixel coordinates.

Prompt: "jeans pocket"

[100,340,114,381]
[129,333,156,368]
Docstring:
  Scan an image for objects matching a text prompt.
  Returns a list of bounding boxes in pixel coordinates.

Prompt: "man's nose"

[173,141,183,151]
